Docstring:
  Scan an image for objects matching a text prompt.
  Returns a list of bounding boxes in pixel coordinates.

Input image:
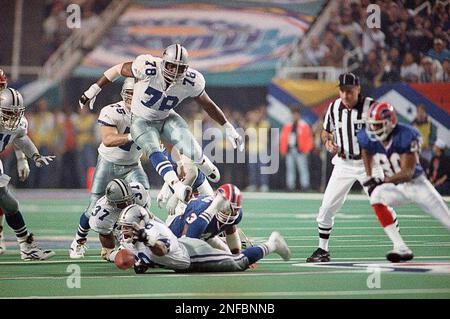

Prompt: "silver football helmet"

[0,88,25,130]
[161,43,189,85]
[120,77,134,109]
[105,179,135,209]
[118,204,153,238]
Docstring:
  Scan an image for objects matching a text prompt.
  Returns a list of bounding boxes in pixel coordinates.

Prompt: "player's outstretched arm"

[195,91,244,151]
[13,135,55,168]
[79,62,134,110]
[225,225,241,254]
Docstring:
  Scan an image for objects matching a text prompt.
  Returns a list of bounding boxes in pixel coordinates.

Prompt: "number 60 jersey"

[130,54,205,121]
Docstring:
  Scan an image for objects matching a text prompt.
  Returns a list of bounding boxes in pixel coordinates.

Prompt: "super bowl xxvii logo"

[86,4,309,72]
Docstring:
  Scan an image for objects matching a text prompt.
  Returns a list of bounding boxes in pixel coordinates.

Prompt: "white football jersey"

[0,117,28,176]
[97,101,143,165]
[130,54,205,121]
[120,219,191,271]
[89,186,151,235]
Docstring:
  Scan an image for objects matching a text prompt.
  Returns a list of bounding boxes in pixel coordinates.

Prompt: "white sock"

[384,224,407,250]
[319,238,329,251]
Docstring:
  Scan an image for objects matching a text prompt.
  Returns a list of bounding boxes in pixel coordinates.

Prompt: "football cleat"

[0,225,5,255]
[69,238,88,259]
[306,248,330,262]
[20,233,55,261]
[386,247,414,263]
[268,231,291,261]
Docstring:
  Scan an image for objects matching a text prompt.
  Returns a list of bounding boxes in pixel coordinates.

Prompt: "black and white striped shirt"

[323,95,374,159]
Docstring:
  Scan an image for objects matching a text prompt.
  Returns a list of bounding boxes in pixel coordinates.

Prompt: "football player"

[0,88,55,260]
[111,204,291,273]
[358,102,450,262]
[167,183,243,254]
[88,179,151,260]
[70,78,151,259]
[0,69,31,255]
[78,44,243,204]
[157,142,214,214]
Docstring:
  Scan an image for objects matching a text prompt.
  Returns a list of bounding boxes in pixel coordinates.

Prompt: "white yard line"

[3,288,450,299]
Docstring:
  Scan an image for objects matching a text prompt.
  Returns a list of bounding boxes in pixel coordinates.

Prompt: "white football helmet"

[120,77,134,109]
[105,179,135,209]
[161,43,189,86]
[0,88,25,130]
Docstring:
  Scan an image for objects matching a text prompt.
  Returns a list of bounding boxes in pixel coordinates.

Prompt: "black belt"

[338,153,361,160]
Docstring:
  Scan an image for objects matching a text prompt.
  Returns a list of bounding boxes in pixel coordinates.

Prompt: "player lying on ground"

[157,142,214,215]
[79,43,243,204]
[358,101,450,262]
[112,204,291,273]
[0,69,31,255]
[0,88,55,260]
[88,179,152,260]
[167,183,244,254]
[70,78,151,259]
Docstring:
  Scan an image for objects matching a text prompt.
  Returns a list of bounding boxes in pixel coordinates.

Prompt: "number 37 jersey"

[130,54,205,121]
[97,101,143,165]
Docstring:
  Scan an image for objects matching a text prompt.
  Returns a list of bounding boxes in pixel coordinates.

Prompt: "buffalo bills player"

[358,101,450,262]
[167,184,243,254]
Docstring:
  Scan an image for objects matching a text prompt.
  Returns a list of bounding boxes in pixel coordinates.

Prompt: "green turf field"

[1,191,450,299]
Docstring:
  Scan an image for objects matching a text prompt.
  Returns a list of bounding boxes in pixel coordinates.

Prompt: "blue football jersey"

[169,195,243,240]
[357,123,424,178]
[163,149,206,190]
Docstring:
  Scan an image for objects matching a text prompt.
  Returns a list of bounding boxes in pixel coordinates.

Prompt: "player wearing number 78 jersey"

[357,101,450,262]
[79,44,244,205]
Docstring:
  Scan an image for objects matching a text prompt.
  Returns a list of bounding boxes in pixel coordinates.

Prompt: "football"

[114,249,135,270]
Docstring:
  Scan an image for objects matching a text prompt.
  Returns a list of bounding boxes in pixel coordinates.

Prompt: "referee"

[306,72,399,262]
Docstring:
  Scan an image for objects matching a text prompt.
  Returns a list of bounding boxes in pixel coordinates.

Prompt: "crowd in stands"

[301,0,450,90]
[1,97,447,195]
[42,0,111,61]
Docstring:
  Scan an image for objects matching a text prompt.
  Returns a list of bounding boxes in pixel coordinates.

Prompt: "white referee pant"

[316,155,395,236]
[370,175,450,230]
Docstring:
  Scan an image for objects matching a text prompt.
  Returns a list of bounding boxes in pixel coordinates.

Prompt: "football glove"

[223,121,244,152]
[79,83,101,110]
[17,158,30,182]
[32,153,56,168]
[363,177,384,196]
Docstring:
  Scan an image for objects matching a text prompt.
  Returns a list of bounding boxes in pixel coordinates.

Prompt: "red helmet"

[0,69,7,90]
[367,101,397,141]
[216,183,242,224]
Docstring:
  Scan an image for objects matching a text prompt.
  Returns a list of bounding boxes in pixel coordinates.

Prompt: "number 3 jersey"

[168,195,243,240]
[357,123,424,179]
[130,54,205,121]
[97,101,143,165]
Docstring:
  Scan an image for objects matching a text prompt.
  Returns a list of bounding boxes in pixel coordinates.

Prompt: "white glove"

[32,153,56,168]
[79,83,101,110]
[17,158,30,182]
[165,194,180,215]
[223,121,244,152]
[157,182,171,208]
